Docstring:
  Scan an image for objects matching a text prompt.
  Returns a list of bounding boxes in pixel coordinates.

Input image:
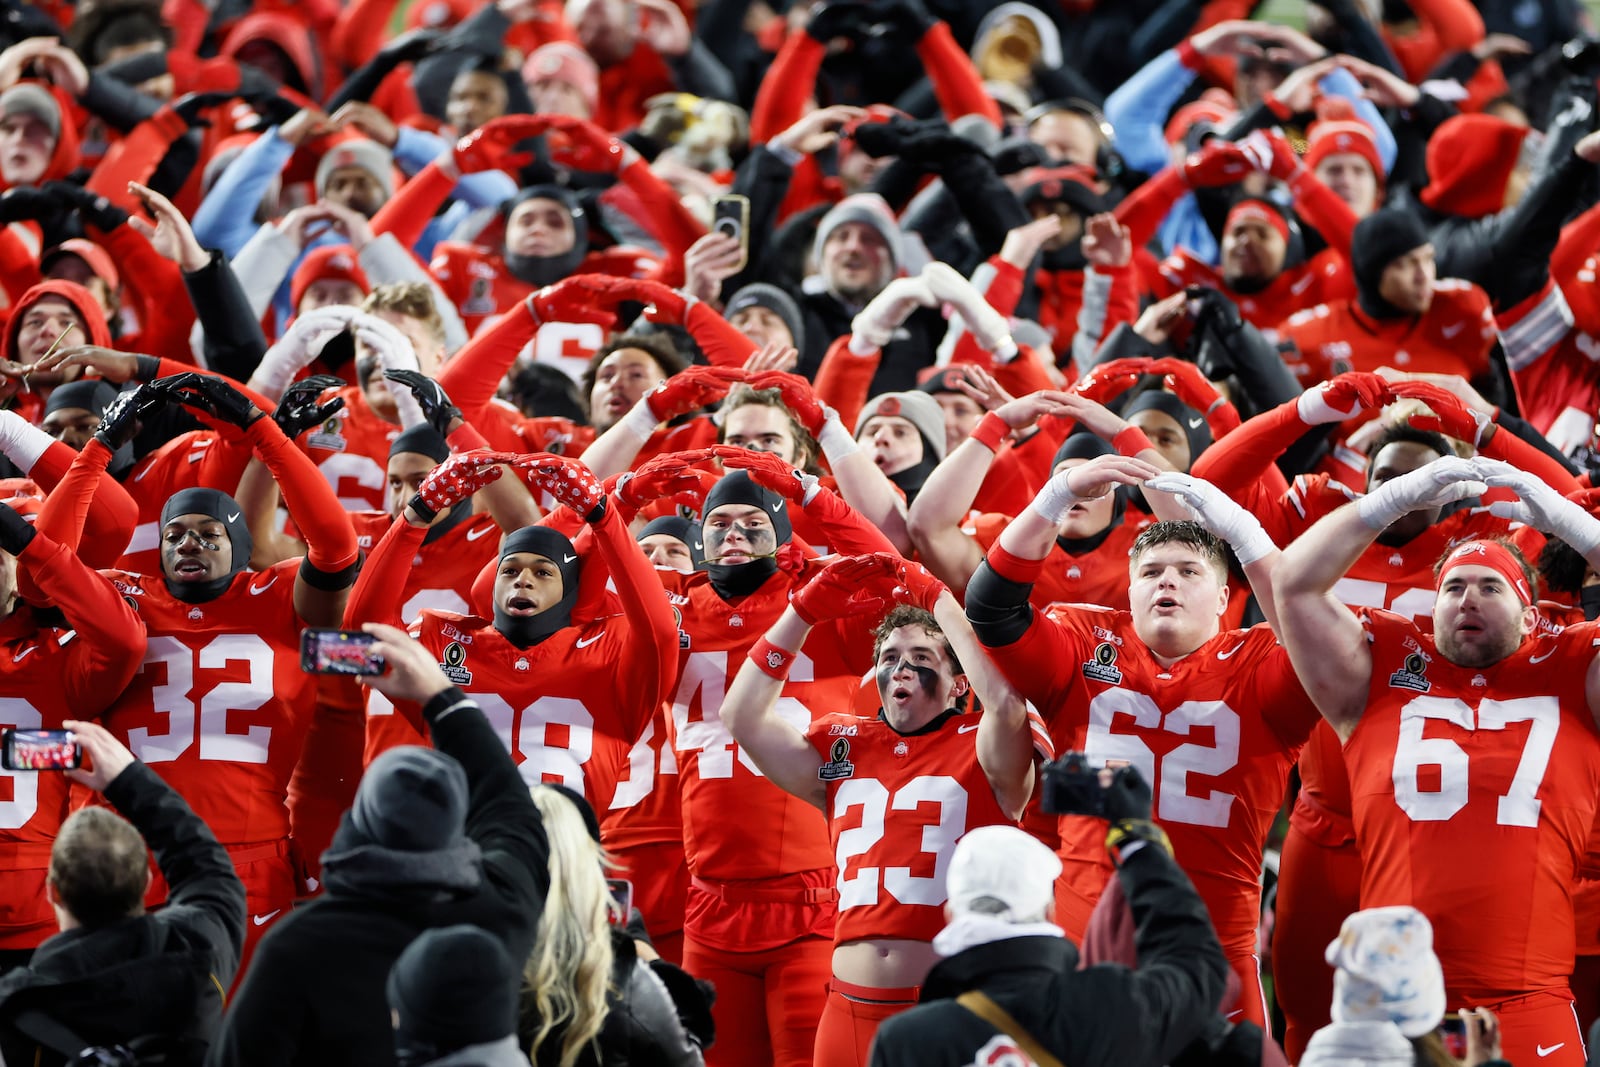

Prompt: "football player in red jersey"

[1274,454,1600,1067]
[0,492,145,969]
[723,553,1048,1065]
[963,456,1322,1030]
[616,445,900,1067]
[69,373,360,974]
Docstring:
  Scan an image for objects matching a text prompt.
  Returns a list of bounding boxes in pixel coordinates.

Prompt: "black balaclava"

[701,470,790,600]
[388,426,468,546]
[1020,170,1105,273]
[1051,433,1127,554]
[502,184,589,287]
[493,525,581,648]
[46,379,132,475]
[638,515,705,568]
[1119,391,1210,515]
[1351,208,1430,321]
[888,449,939,506]
[160,488,253,603]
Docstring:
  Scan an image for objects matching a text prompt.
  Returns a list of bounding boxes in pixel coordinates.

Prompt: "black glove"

[384,369,461,436]
[1186,286,1245,379]
[1101,765,1172,861]
[274,375,346,439]
[154,372,265,429]
[805,0,873,42]
[43,180,129,231]
[869,0,936,41]
[0,186,63,226]
[93,383,168,451]
[991,137,1048,176]
[170,90,237,128]
[852,118,980,166]
[380,27,446,64]
[0,502,36,557]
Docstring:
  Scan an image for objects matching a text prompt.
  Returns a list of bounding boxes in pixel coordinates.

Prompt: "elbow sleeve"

[964,560,1035,647]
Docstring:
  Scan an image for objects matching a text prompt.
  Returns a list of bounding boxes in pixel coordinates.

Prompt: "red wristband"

[1264,93,1294,122]
[1175,39,1201,70]
[750,638,797,679]
[970,412,1010,453]
[1113,425,1154,457]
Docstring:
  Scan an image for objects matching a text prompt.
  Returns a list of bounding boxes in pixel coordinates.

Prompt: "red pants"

[287,680,367,881]
[611,839,689,967]
[813,979,918,1067]
[1464,990,1586,1067]
[682,935,832,1067]
[149,839,296,991]
[1272,824,1362,1061]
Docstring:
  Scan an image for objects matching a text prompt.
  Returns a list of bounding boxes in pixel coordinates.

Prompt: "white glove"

[816,407,859,462]
[1356,456,1486,531]
[1476,457,1600,555]
[353,315,427,429]
[849,277,938,353]
[922,262,1015,358]
[252,305,362,401]
[1145,472,1276,565]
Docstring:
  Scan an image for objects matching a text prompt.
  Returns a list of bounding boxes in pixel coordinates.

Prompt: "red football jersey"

[1279,281,1497,389]
[117,431,251,575]
[368,611,666,817]
[1154,247,1352,337]
[98,562,315,845]
[1347,610,1600,1002]
[964,512,1152,613]
[663,567,872,883]
[0,543,146,948]
[807,709,1024,944]
[986,606,1319,964]
[294,386,400,513]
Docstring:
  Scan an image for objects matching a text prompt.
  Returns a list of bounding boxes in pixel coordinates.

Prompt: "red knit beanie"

[290,246,370,312]
[1304,98,1384,181]
[1419,114,1529,219]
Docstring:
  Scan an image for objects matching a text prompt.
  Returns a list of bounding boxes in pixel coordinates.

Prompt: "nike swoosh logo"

[465,526,493,541]
[1442,322,1465,338]
[770,501,783,514]
[575,632,605,648]
[1187,417,1204,429]
[226,512,240,523]
[1217,641,1246,660]
[252,910,281,927]
[563,554,577,563]
[1538,1044,1565,1057]
[957,723,979,734]
[11,646,37,664]
[249,575,278,596]
[1530,648,1557,664]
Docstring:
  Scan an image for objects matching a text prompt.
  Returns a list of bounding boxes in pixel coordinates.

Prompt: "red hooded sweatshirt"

[5,280,113,425]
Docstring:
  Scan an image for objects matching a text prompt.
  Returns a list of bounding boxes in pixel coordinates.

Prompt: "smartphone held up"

[1,729,82,771]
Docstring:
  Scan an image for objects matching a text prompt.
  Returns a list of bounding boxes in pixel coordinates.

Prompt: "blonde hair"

[360,282,446,344]
[525,785,615,1067]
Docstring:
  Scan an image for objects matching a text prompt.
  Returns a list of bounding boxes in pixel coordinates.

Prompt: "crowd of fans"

[3,0,1600,1062]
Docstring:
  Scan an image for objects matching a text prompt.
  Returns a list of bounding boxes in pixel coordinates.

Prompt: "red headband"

[1224,201,1290,245]
[1436,540,1531,605]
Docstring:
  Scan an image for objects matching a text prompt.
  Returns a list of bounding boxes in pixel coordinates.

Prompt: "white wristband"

[1230,524,1276,567]
[817,415,859,463]
[621,397,661,441]
[1029,474,1081,525]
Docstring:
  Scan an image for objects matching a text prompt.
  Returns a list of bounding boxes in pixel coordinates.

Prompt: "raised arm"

[1274,457,1486,733]
[721,603,828,810]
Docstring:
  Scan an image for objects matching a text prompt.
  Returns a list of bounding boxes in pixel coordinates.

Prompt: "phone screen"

[606,878,633,923]
[300,628,387,676]
[2,729,81,771]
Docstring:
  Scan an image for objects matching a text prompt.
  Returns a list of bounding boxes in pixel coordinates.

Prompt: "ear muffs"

[1025,97,1124,182]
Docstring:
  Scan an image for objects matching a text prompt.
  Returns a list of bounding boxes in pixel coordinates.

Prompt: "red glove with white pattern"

[518,453,608,522]
[409,449,513,522]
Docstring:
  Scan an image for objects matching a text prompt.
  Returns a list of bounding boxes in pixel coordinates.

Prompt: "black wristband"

[407,492,437,524]
[133,355,161,382]
[298,552,363,592]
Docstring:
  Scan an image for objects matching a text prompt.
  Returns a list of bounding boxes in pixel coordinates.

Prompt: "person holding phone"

[0,720,246,1066]
[0,498,145,971]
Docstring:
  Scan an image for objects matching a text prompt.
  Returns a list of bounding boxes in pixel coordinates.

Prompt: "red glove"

[525,276,621,330]
[1182,141,1255,189]
[1148,358,1220,410]
[451,115,548,173]
[790,554,900,626]
[546,118,634,174]
[518,453,608,521]
[1075,357,1154,403]
[714,445,821,505]
[1318,372,1394,418]
[887,555,947,611]
[1567,486,1600,517]
[645,366,748,421]
[1250,129,1304,182]
[613,448,720,512]
[631,278,692,324]
[410,449,513,520]
[746,371,830,436]
[1390,380,1494,446]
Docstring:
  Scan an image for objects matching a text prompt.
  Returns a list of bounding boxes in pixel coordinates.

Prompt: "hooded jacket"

[0,82,80,192]
[0,763,246,1067]
[4,280,114,362]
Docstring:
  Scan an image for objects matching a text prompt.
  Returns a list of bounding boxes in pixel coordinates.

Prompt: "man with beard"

[373,113,705,338]
[56,372,359,975]
[1274,455,1600,1067]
